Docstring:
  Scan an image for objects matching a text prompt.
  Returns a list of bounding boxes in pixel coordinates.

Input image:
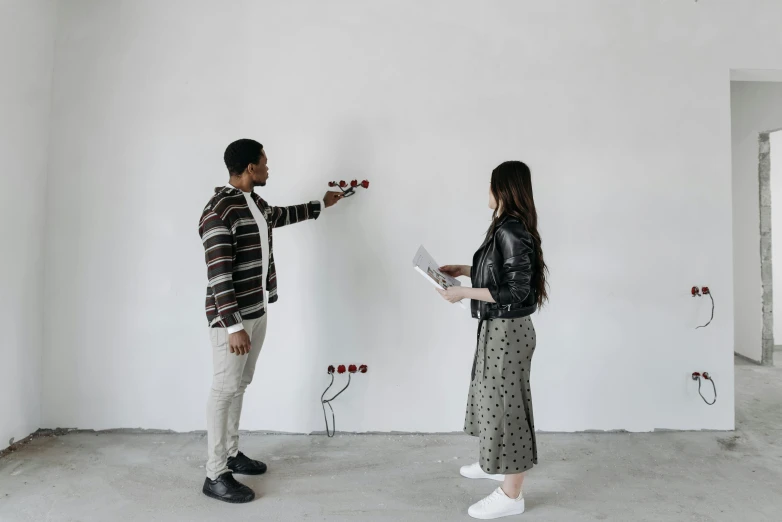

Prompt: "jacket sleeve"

[199,209,243,329]
[486,223,534,307]
[267,200,322,229]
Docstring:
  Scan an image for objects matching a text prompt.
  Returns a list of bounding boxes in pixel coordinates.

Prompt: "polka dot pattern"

[464,316,537,475]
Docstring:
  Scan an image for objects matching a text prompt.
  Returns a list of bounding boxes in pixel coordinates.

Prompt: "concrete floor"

[1,358,780,522]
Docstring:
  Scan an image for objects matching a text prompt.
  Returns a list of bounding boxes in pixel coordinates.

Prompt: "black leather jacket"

[470,215,537,320]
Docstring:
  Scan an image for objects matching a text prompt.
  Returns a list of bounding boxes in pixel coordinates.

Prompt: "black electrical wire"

[321,373,352,437]
[321,373,336,437]
[697,375,717,406]
[696,291,715,329]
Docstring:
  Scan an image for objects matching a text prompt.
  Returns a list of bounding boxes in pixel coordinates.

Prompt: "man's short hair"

[224,139,263,176]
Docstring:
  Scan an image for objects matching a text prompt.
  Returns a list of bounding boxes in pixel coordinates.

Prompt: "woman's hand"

[438,286,466,304]
[440,265,470,278]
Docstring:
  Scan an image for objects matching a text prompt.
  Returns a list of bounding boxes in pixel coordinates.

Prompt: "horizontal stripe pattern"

[199,185,320,328]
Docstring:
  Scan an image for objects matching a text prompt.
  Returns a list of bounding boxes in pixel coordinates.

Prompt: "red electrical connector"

[328,179,370,198]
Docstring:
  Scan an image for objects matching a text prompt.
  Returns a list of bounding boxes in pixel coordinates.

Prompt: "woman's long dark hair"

[486,161,549,307]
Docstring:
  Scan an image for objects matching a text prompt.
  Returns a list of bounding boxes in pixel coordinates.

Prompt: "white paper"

[412,245,468,309]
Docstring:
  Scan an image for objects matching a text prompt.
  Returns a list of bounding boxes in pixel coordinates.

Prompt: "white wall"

[0,0,57,450]
[731,82,782,362]
[42,0,782,434]
[773,131,782,342]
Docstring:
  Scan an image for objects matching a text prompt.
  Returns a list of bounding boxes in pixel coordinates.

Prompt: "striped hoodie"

[199,185,321,328]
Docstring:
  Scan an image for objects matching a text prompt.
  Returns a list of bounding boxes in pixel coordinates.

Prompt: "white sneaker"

[460,462,505,482]
[468,487,525,519]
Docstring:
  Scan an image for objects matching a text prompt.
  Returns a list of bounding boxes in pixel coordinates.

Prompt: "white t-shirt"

[225,189,270,334]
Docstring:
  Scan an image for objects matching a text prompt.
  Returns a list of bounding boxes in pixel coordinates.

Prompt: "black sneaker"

[227,451,268,476]
[202,472,255,503]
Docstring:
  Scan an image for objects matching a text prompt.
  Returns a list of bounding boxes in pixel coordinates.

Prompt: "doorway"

[730,77,782,366]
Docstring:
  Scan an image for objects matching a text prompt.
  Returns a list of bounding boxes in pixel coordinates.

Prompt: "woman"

[439,160,548,519]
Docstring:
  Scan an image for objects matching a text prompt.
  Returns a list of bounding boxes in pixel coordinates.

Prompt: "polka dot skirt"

[464,316,537,475]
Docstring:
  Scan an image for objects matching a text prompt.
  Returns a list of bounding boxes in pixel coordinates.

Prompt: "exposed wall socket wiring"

[691,371,717,405]
[691,286,714,328]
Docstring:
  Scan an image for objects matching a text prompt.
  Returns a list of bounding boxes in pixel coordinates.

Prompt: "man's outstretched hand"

[323,191,344,208]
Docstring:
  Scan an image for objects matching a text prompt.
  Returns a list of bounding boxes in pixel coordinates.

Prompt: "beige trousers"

[205,315,267,479]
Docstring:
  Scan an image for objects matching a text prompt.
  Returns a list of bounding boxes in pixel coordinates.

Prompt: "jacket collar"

[480,214,518,247]
[493,213,518,230]
[216,185,250,194]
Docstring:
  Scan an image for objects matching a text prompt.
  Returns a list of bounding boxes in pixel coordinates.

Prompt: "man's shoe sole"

[228,467,267,476]
[202,487,255,504]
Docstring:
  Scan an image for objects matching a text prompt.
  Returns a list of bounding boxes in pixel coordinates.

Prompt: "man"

[198,139,343,503]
